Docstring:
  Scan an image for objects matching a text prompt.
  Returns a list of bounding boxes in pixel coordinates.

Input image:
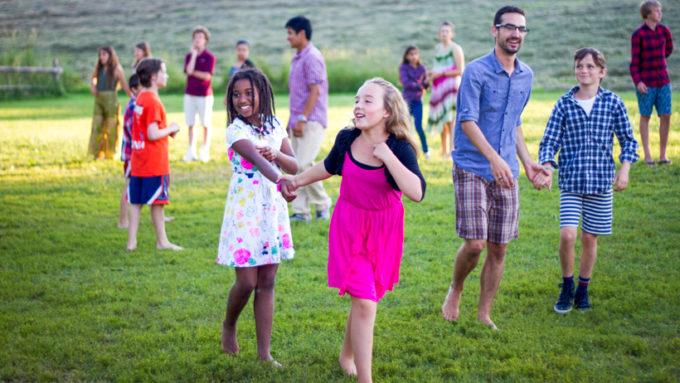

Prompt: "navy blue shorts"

[128,174,170,205]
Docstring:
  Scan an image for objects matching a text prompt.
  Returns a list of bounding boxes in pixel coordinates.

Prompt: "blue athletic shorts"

[559,189,613,236]
[128,174,170,205]
[636,84,672,116]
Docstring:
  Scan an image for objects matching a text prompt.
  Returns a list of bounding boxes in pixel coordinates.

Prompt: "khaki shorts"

[453,163,519,244]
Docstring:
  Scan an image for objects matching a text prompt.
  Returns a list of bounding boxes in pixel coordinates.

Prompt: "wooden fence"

[0,59,63,90]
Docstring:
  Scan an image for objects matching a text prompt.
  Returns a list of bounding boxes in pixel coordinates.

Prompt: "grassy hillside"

[2,0,679,93]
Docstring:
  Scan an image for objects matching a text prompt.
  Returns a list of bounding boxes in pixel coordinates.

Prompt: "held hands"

[526,162,553,191]
[256,146,278,162]
[531,168,553,191]
[278,175,298,202]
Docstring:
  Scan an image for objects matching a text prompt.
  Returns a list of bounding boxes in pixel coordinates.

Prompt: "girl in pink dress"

[281,78,426,383]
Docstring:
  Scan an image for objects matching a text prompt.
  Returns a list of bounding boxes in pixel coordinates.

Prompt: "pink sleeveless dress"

[327,151,405,302]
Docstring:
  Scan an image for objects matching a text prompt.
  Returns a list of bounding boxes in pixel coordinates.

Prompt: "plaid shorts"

[452,163,519,244]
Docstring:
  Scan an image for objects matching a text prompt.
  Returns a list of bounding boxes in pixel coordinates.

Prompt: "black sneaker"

[554,283,574,314]
[574,287,591,311]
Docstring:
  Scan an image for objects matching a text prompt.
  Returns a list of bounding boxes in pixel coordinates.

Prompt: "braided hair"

[226,67,275,126]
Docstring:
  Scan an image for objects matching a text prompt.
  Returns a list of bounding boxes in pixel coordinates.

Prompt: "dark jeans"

[407,99,428,154]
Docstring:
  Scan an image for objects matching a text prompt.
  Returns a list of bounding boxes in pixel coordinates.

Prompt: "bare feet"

[164,216,175,222]
[262,358,282,368]
[477,316,498,330]
[338,355,357,376]
[221,321,239,355]
[117,222,129,229]
[126,240,137,251]
[442,286,461,321]
[157,242,183,251]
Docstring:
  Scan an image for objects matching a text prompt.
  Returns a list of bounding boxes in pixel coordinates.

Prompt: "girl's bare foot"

[339,355,357,376]
[117,222,129,229]
[477,316,498,330]
[221,321,239,355]
[164,216,175,222]
[157,242,183,251]
[442,286,461,321]
[126,240,137,251]
[260,357,282,368]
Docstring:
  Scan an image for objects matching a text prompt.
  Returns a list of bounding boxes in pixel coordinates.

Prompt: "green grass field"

[2,0,679,93]
[1,91,679,382]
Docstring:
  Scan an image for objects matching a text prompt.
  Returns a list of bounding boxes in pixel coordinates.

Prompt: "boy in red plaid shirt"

[630,0,673,166]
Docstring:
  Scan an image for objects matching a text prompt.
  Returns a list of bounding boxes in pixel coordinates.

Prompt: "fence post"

[53,58,60,83]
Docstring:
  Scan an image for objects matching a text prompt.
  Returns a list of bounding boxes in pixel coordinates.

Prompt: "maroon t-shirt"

[184,49,216,96]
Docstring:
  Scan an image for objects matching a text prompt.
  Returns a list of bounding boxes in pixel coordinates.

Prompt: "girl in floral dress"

[217,68,298,366]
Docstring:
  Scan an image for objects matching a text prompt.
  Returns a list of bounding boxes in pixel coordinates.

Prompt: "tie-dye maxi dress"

[427,43,461,133]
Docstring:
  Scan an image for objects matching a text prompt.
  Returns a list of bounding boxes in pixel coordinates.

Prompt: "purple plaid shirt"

[630,23,673,87]
[399,63,429,102]
[121,96,136,162]
[288,43,328,129]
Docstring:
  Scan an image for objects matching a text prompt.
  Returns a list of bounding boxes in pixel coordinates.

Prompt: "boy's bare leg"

[578,231,598,279]
[559,227,578,277]
[442,239,484,321]
[118,178,130,228]
[150,205,183,250]
[639,115,654,163]
[126,204,142,251]
[659,114,671,163]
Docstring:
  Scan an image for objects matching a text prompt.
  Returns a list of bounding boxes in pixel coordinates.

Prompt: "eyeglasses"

[495,23,530,34]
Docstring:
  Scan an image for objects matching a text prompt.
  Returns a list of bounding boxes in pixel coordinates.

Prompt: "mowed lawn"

[0,92,679,382]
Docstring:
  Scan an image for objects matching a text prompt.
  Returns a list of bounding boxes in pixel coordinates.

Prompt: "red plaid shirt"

[630,23,673,87]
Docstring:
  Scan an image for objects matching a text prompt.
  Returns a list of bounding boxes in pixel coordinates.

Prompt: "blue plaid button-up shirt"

[538,87,639,194]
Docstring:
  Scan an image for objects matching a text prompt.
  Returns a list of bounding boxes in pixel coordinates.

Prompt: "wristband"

[297,114,308,123]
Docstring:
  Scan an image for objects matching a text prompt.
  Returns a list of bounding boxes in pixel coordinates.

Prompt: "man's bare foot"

[126,240,137,251]
[117,222,129,229]
[477,316,498,330]
[221,321,239,355]
[164,216,175,222]
[442,286,461,321]
[339,355,357,376]
[157,242,183,251]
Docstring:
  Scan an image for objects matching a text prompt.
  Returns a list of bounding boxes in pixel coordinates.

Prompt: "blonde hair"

[640,0,661,19]
[360,78,418,153]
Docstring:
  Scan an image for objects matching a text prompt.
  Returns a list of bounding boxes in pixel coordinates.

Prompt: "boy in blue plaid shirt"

[534,48,639,313]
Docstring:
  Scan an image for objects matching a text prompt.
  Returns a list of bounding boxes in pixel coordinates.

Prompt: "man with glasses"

[442,6,548,329]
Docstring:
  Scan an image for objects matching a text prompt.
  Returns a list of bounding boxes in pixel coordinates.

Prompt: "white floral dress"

[217,117,294,267]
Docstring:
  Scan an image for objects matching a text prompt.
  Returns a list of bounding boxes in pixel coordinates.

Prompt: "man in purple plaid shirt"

[285,15,332,223]
[630,0,673,166]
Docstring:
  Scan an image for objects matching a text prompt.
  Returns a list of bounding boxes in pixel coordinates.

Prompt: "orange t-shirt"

[131,91,169,177]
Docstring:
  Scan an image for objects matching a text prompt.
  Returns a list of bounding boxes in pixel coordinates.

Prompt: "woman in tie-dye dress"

[427,20,465,158]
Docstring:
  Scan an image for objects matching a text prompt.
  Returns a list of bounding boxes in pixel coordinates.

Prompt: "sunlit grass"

[1,92,679,382]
